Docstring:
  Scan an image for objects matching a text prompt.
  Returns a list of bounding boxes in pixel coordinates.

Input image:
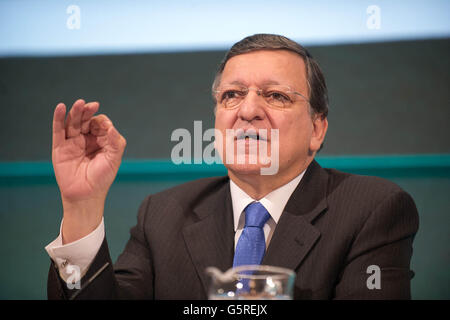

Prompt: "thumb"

[106,126,127,156]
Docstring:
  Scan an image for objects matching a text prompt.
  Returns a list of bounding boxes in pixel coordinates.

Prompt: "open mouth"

[235,129,268,141]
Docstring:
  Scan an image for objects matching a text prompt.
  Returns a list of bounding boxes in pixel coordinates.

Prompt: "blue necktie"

[233,202,271,268]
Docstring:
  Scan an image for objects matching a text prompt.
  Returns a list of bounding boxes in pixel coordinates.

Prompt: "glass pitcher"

[206,265,296,300]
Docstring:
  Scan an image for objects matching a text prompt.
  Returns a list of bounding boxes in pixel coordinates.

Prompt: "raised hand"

[52,99,126,243]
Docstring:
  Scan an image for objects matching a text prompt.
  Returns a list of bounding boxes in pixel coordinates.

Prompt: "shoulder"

[155,175,229,200]
[324,167,406,203]
[321,167,418,232]
[138,176,229,212]
[321,166,417,219]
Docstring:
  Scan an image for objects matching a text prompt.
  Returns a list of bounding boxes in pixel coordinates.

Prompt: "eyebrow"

[225,80,282,86]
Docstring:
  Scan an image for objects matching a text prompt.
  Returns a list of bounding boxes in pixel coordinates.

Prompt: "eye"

[222,90,237,100]
[220,90,245,102]
[266,91,290,102]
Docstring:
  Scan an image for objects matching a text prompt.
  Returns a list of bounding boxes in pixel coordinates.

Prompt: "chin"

[225,162,269,177]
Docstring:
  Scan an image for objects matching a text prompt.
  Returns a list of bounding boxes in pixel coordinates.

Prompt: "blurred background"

[0,0,449,299]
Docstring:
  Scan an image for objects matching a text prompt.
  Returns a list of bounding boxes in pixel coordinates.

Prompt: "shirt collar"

[229,170,306,231]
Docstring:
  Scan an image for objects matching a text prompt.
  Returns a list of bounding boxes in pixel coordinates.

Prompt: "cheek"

[214,111,236,151]
[214,110,234,131]
[277,114,306,139]
[277,115,312,153]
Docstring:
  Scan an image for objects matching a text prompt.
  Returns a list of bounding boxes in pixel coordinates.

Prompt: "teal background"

[0,38,449,299]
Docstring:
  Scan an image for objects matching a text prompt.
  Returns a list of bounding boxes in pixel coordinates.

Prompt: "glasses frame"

[213,84,309,110]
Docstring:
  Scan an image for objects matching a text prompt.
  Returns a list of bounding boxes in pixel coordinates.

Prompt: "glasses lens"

[262,86,293,108]
[216,86,246,108]
[215,85,301,109]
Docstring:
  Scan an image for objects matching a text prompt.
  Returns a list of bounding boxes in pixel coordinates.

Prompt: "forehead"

[220,49,307,90]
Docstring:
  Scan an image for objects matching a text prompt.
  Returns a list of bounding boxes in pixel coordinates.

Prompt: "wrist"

[61,197,105,244]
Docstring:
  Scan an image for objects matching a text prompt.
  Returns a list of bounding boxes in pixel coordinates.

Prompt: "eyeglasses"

[213,84,309,109]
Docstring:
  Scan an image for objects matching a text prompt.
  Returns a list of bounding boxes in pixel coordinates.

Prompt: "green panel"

[1,39,449,162]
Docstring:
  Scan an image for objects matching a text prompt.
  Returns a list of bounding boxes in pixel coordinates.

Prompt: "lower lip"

[235,137,268,142]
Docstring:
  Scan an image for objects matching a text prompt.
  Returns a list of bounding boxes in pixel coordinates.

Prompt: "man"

[46,34,419,299]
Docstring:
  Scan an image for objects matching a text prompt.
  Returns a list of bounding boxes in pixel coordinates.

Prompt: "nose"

[236,89,266,122]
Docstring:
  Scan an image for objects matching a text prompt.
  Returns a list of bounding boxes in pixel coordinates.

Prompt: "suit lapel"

[262,160,328,270]
[182,160,329,296]
[182,180,235,297]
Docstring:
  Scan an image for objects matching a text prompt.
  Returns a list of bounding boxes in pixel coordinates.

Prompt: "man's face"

[214,49,326,180]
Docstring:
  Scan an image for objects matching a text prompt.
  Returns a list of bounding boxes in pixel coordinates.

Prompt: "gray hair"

[212,33,329,118]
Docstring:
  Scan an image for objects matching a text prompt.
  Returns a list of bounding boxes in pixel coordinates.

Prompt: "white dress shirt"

[45,217,105,282]
[45,170,305,282]
[230,170,305,249]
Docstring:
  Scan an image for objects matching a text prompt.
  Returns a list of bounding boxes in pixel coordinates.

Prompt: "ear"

[309,115,328,153]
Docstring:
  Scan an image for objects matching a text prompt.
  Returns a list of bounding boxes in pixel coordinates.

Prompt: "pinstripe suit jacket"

[48,160,419,299]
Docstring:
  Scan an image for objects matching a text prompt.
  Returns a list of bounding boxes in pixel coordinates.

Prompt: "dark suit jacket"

[48,160,419,299]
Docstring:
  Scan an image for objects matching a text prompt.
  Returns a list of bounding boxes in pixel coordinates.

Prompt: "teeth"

[235,129,266,141]
[238,134,259,140]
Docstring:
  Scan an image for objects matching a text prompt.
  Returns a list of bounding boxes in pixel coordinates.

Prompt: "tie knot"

[244,202,270,228]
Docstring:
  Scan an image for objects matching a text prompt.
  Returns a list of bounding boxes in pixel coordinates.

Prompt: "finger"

[84,134,110,157]
[81,102,100,121]
[52,103,67,149]
[85,134,107,157]
[65,99,85,138]
[106,125,126,156]
[81,102,100,134]
[88,114,113,136]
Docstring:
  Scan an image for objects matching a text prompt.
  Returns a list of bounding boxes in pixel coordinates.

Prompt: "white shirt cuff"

[45,218,105,283]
